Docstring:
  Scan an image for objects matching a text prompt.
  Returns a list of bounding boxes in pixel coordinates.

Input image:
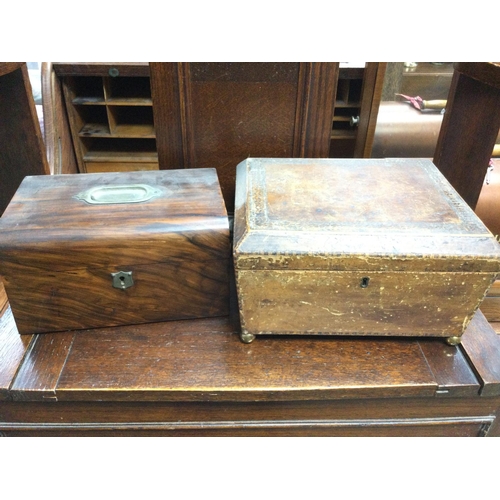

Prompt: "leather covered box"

[0,169,230,334]
[233,158,500,344]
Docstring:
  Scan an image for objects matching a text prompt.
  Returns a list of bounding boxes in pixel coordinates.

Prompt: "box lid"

[233,158,500,272]
[0,169,229,271]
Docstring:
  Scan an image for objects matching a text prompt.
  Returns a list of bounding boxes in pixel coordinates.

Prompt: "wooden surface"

[233,158,500,339]
[1,271,500,435]
[44,62,386,197]
[0,284,32,401]
[150,63,338,212]
[461,310,500,396]
[0,169,230,334]
[59,66,157,173]
[0,62,49,215]
[353,62,386,158]
[41,63,78,175]
[53,63,150,77]
[433,62,500,209]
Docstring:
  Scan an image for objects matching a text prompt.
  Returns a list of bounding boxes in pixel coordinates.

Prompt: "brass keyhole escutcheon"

[360,277,370,288]
[111,271,134,290]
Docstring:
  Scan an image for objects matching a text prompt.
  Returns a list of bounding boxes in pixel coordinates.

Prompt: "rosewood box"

[233,158,500,344]
[0,169,230,334]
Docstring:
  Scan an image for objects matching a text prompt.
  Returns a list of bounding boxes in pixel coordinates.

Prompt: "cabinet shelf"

[110,123,155,138]
[105,98,153,106]
[334,100,361,108]
[72,97,107,105]
[73,97,153,106]
[79,123,155,138]
[331,130,356,139]
[84,150,158,163]
[61,67,159,174]
[79,123,111,136]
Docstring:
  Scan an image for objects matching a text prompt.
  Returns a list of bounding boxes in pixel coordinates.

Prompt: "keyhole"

[360,277,370,288]
[119,276,126,288]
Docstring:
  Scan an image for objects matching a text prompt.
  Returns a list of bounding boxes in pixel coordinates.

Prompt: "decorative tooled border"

[247,158,490,236]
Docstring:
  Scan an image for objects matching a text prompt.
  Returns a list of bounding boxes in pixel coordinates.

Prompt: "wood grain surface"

[4,302,498,404]
[0,62,49,215]
[0,169,230,334]
[461,310,500,396]
[53,63,150,77]
[0,285,33,400]
[0,314,451,403]
[41,62,78,175]
[433,63,500,209]
[150,63,339,212]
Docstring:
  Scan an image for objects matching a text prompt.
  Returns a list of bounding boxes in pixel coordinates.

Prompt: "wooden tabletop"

[2,280,500,436]
[2,280,500,404]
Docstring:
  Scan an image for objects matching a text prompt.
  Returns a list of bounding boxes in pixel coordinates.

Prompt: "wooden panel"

[1,396,497,427]
[418,339,479,397]
[149,63,186,170]
[454,62,500,90]
[187,63,300,208]
[0,63,49,215]
[0,62,24,76]
[0,285,33,400]
[295,62,338,157]
[3,259,229,334]
[461,310,500,396]
[0,170,230,270]
[150,62,338,212]
[354,62,386,158]
[83,149,158,163]
[41,62,78,175]
[84,162,158,173]
[9,332,75,401]
[433,63,500,209]
[53,331,437,402]
[479,297,500,322]
[53,63,150,77]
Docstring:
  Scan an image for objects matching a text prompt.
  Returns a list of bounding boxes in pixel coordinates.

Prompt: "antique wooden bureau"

[1,280,500,437]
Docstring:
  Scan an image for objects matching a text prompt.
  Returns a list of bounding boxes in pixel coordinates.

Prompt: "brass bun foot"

[446,336,462,346]
[240,331,256,344]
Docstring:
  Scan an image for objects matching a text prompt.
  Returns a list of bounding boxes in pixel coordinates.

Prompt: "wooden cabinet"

[150,62,338,212]
[52,63,158,174]
[45,63,385,210]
